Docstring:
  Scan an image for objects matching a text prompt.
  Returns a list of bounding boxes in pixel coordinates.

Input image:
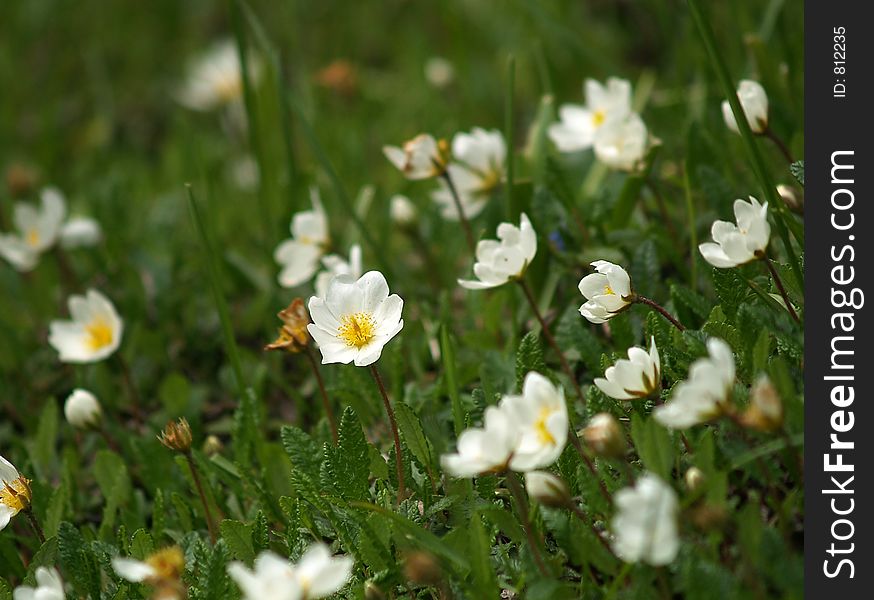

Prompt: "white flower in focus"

[424,57,455,88]
[48,289,123,363]
[177,40,259,111]
[458,213,536,290]
[595,337,660,400]
[722,80,768,134]
[275,189,330,288]
[292,543,355,599]
[654,338,736,429]
[432,128,506,220]
[578,261,633,323]
[440,406,518,477]
[548,77,632,152]
[612,473,679,566]
[698,196,770,268]
[0,187,66,272]
[60,216,102,249]
[314,244,362,299]
[593,113,648,171]
[12,567,65,600]
[64,388,102,429]
[307,271,403,367]
[1,455,31,532]
[383,134,448,180]
[389,194,417,225]
[502,372,569,471]
[525,470,571,508]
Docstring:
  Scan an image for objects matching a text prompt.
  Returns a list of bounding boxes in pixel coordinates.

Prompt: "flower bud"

[582,413,625,458]
[158,418,193,453]
[364,581,387,600]
[389,194,417,226]
[740,375,783,432]
[202,435,223,457]
[403,551,442,586]
[777,184,803,214]
[64,388,103,429]
[684,466,705,492]
[5,162,37,198]
[524,471,571,508]
[264,298,310,354]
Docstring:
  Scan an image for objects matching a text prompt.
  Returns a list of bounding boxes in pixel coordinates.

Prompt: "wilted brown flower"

[158,418,193,453]
[265,298,311,353]
[5,162,38,198]
[315,59,359,96]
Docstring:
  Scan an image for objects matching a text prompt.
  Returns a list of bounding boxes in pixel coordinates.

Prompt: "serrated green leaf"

[789,160,804,186]
[516,331,548,391]
[280,425,322,479]
[324,407,370,500]
[129,529,154,560]
[469,512,500,597]
[220,519,255,564]
[393,400,434,473]
[58,522,101,598]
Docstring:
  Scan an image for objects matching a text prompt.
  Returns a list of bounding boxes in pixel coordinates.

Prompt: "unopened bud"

[5,162,38,198]
[524,471,571,508]
[158,418,193,453]
[64,388,103,429]
[740,375,783,432]
[389,194,417,226]
[582,413,625,458]
[777,184,803,214]
[202,435,223,457]
[403,551,442,586]
[264,298,310,353]
[364,581,387,600]
[690,504,727,531]
[684,466,705,492]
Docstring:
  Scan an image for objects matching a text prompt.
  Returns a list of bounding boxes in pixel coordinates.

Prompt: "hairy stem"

[505,471,550,577]
[762,126,795,165]
[762,257,800,323]
[304,346,338,444]
[440,169,476,254]
[371,365,406,502]
[25,508,45,544]
[635,295,686,331]
[186,453,218,544]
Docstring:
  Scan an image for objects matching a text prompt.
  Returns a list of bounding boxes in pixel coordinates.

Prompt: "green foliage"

[515,331,548,391]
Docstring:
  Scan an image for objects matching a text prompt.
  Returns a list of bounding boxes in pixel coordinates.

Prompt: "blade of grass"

[687,0,803,292]
[439,325,465,437]
[682,161,699,290]
[504,55,516,219]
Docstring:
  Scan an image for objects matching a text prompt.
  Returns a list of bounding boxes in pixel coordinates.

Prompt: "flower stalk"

[761,256,800,323]
[25,507,45,544]
[305,346,339,444]
[439,168,476,254]
[505,471,550,577]
[370,365,406,503]
[634,295,686,331]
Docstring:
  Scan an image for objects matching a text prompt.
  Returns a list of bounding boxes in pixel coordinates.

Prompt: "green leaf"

[710,268,751,319]
[93,450,131,539]
[556,306,604,374]
[324,407,370,500]
[129,529,155,560]
[789,160,804,186]
[0,578,10,600]
[393,400,434,472]
[439,325,465,436]
[58,522,101,599]
[43,479,68,538]
[31,400,58,478]
[280,425,322,479]
[630,414,674,479]
[516,331,548,391]
[220,519,255,564]
[469,512,500,597]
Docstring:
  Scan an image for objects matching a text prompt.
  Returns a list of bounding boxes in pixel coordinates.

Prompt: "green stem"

[568,502,617,559]
[763,126,795,165]
[762,256,800,323]
[370,365,406,503]
[505,471,550,577]
[635,295,686,331]
[440,170,476,254]
[682,163,699,290]
[304,345,338,444]
[186,453,219,544]
[504,55,516,220]
[24,508,45,544]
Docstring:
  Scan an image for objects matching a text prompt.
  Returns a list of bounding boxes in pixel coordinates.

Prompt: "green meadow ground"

[1,0,803,598]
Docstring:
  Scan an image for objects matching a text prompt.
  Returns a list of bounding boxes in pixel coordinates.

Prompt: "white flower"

[424,57,455,88]
[307,271,403,367]
[722,80,768,134]
[389,194,417,225]
[12,567,64,600]
[177,40,259,111]
[548,77,633,152]
[578,261,633,323]
[48,289,123,363]
[440,405,518,477]
[431,128,506,220]
[502,372,569,471]
[593,113,648,171]
[0,187,66,272]
[314,244,362,299]
[275,189,330,288]
[654,338,735,429]
[525,471,571,508]
[112,546,185,598]
[383,134,447,180]
[430,165,489,220]
[612,473,679,566]
[458,213,536,290]
[228,545,353,600]
[64,388,102,429]
[740,375,783,432]
[1,455,31,532]
[595,337,660,400]
[699,196,770,268]
[60,216,102,249]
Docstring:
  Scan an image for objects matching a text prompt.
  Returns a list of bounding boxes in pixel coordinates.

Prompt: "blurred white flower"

[525,470,571,508]
[314,244,362,299]
[654,338,735,429]
[230,155,261,192]
[64,388,102,429]
[593,113,648,171]
[177,40,259,111]
[578,260,633,323]
[383,134,448,180]
[595,337,660,400]
[612,473,679,566]
[740,375,784,432]
[60,216,102,249]
[49,289,123,363]
[424,57,455,88]
[275,189,330,288]
[582,413,625,458]
[12,567,64,600]
[698,196,770,268]
[458,213,536,290]
[228,544,353,600]
[441,405,518,477]
[0,187,66,272]
[548,77,632,152]
[502,372,568,471]
[432,128,506,220]
[389,194,417,225]
[722,79,768,134]
[0,455,31,532]
[307,271,403,367]
[112,547,185,599]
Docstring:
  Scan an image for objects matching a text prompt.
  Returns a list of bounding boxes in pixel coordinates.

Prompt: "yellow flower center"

[338,311,376,348]
[603,285,615,296]
[535,407,557,445]
[26,228,40,248]
[0,477,32,514]
[592,110,606,127]
[215,76,242,102]
[85,318,114,351]
[145,547,185,581]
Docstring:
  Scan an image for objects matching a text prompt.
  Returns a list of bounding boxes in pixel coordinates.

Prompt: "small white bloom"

[698,196,770,268]
[64,388,102,429]
[548,77,633,152]
[314,244,362,299]
[383,134,447,180]
[293,543,354,599]
[48,289,123,363]
[440,405,519,477]
[595,337,660,400]
[431,128,506,220]
[612,473,679,566]
[177,40,259,111]
[525,470,571,508]
[389,194,417,225]
[12,567,65,600]
[228,545,353,600]
[458,213,537,290]
[502,372,569,471]
[1,455,31,532]
[0,187,66,272]
[424,57,455,88]
[112,546,185,598]
[275,189,330,288]
[112,557,158,583]
[593,113,648,171]
[740,375,784,432]
[230,155,261,192]
[722,80,768,134]
[578,261,633,323]
[307,271,403,367]
[654,338,736,429]
[60,216,102,249]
